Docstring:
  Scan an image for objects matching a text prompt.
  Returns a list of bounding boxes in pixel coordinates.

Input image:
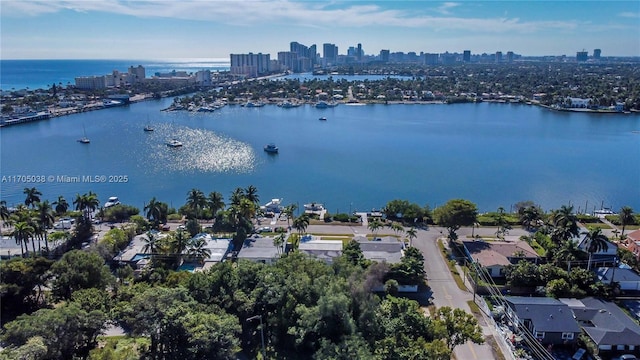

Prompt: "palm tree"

[368,219,383,239]
[172,229,190,265]
[187,237,211,264]
[406,227,417,247]
[52,195,69,215]
[23,187,42,208]
[206,191,225,218]
[73,192,99,220]
[519,205,543,231]
[142,231,159,257]
[582,227,609,270]
[549,205,579,244]
[35,201,55,253]
[553,239,583,271]
[619,206,635,237]
[186,188,206,220]
[244,185,260,208]
[12,221,34,257]
[273,233,286,254]
[0,200,11,227]
[144,197,167,228]
[293,214,310,236]
[283,204,298,226]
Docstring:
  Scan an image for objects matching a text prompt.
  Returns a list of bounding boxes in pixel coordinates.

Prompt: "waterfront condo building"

[323,43,338,67]
[230,53,271,77]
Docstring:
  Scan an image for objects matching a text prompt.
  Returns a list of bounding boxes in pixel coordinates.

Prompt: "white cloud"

[618,11,640,18]
[0,0,622,35]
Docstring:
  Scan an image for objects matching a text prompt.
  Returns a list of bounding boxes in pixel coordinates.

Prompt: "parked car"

[104,196,120,208]
[161,224,171,231]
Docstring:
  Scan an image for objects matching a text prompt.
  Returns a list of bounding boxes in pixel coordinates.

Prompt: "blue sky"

[1,0,639,59]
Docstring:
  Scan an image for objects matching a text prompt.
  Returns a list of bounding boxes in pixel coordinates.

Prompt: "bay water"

[1,98,639,214]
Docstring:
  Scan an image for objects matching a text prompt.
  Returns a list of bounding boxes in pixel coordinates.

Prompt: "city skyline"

[1,0,639,59]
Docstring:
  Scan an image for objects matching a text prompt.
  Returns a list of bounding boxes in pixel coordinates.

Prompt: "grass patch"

[579,222,611,230]
[438,240,467,291]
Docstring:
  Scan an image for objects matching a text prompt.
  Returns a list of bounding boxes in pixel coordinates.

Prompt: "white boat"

[143,125,154,132]
[304,202,324,211]
[245,101,265,107]
[78,124,90,143]
[264,143,278,153]
[279,100,300,108]
[315,100,338,108]
[167,139,183,147]
[104,196,120,208]
[319,117,327,121]
[261,198,283,213]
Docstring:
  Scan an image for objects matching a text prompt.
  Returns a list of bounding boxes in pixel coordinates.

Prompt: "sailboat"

[78,124,90,143]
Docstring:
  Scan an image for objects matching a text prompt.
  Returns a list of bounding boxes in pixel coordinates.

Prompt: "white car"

[104,196,120,208]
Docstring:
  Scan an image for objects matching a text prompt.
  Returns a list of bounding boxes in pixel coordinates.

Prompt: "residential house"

[237,236,282,264]
[462,239,540,277]
[504,296,581,345]
[561,297,640,355]
[298,238,343,263]
[575,229,618,268]
[622,229,640,260]
[354,235,405,264]
[595,267,640,292]
[198,234,232,271]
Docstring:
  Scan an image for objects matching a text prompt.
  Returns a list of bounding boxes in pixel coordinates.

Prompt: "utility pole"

[247,314,266,359]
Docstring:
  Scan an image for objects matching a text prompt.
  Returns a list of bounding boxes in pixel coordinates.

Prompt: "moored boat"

[264,143,278,153]
[167,139,183,147]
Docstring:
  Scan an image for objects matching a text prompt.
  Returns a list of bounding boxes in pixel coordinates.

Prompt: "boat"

[304,202,325,211]
[143,125,154,132]
[245,101,265,108]
[167,139,183,147]
[263,143,278,153]
[279,100,300,108]
[104,196,121,208]
[78,124,90,143]
[319,117,327,121]
[315,100,338,108]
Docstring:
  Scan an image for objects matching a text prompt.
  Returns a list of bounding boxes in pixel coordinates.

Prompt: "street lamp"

[247,314,266,359]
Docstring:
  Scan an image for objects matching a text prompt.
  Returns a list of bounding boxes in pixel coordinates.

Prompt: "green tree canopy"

[433,199,478,240]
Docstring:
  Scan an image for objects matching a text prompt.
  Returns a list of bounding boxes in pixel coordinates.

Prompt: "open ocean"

[0,58,230,91]
[1,59,639,214]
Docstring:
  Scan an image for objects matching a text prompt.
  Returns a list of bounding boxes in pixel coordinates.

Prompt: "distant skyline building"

[379,49,390,62]
[230,53,270,77]
[506,51,514,63]
[496,51,503,62]
[593,49,601,59]
[463,50,471,62]
[357,43,362,61]
[424,53,439,65]
[277,51,298,72]
[323,43,338,66]
[576,50,589,62]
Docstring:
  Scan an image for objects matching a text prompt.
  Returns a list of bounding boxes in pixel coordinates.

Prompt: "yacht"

[264,143,279,153]
[245,101,265,108]
[104,196,121,208]
[279,100,300,108]
[143,125,154,132]
[315,100,338,108]
[167,139,183,147]
[319,117,327,121]
[304,202,325,211]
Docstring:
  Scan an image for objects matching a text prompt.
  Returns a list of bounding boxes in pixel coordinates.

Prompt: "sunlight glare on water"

[145,124,256,174]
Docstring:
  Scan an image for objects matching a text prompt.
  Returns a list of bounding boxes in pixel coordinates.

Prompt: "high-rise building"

[424,53,439,65]
[289,41,315,72]
[128,65,145,83]
[323,43,338,66]
[379,49,390,63]
[593,49,601,59]
[230,53,271,77]
[576,51,588,62]
[495,51,503,62]
[357,43,362,61]
[278,51,298,72]
[463,50,471,62]
[506,51,514,63]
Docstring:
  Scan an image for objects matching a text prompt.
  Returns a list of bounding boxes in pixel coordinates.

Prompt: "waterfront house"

[198,235,232,271]
[561,297,640,355]
[575,229,618,268]
[462,239,539,278]
[504,296,581,345]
